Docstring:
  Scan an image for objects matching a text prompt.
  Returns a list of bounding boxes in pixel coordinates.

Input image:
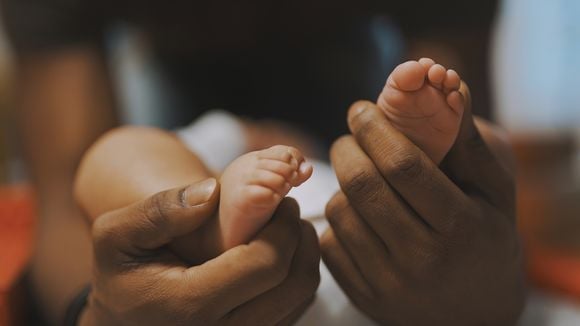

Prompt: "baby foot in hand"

[377,58,465,164]
[219,145,313,249]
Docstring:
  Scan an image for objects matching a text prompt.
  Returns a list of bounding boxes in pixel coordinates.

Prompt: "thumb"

[93,178,220,257]
[443,82,514,211]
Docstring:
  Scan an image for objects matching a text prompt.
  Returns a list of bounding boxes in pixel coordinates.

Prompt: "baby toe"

[244,184,282,208]
[446,91,465,115]
[258,145,294,163]
[257,158,296,180]
[250,169,291,195]
[443,69,461,94]
[291,161,313,186]
[418,57,436,71]
[427,64,447,89]
[388,61,426,92]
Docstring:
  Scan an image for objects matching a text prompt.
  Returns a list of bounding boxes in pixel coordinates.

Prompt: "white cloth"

[176,110,376,325]
[176,110,248,172]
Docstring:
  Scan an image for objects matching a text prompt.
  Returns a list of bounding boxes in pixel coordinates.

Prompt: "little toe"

[388,61,426,92]
[443,69,461,94]
[291,161,313,186]
[446,91,465,115]
[427,64,447,90]
[418,58,436,71]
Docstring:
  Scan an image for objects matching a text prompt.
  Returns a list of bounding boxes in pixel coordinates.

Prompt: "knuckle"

[91,213,119,254]
[385,148,424,182]
[342,166,379,197]
[244,246,291,285]
[140,192,174,235]
[265,257,291,284]
[412,239,449,277]
[441,203,474,235]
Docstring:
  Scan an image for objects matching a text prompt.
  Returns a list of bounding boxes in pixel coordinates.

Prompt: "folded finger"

[93,179,219,263]
[320,228,374,302]
[330,135,433,249]
[346,102,472,234]
[223,221,321,325]
[172,198,303,318]
[325,192,391,285]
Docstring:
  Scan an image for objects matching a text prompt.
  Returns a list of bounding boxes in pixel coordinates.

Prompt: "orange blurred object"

[514,134,580,301]
[0,185,36,326]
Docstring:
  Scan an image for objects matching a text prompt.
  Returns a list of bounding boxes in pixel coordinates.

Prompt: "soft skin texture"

[74,128,313,263]
[219,146,312,249]
[377,58,464,164]
[322,91,524,325]
[79,181,320,326]
[73,99,524,325]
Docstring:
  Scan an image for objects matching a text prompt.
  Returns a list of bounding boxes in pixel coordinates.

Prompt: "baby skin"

[218,145,313,249]
[203,58,464,257]
[167,145,313,263]
[377,58,465,164]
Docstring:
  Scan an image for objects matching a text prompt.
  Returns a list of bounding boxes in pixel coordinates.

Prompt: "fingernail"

[353,103,367,115]
[183,178,217,206]
[348,102,368,122]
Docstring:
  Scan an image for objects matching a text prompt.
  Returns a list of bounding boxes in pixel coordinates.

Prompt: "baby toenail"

[299,162,312,175]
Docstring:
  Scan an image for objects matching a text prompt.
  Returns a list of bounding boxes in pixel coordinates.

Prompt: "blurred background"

[0,0,579,325]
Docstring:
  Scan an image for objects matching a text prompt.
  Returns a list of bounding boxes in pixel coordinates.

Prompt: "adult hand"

[322,88,524,325]
[81,178,320,326]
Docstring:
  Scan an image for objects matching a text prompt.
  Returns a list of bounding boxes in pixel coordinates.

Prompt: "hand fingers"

[320,228,374,301]
[346,101,471,234]
[325,191,391,285]
[224,220,320,325]
[330,135,433,249]
[444,84,514,210]
[171,198,305,319]
[93,178,219,261]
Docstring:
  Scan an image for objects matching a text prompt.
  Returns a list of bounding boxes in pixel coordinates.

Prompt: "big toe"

[388,61,426,92]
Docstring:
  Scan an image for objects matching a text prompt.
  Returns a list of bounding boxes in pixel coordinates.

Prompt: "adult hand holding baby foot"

[322,59,524,325]
[80,179,320,326]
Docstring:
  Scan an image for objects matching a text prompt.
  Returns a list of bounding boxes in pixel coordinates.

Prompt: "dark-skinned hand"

[322,85,524,325]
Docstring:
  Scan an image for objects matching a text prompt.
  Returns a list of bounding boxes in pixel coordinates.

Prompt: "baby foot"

[377,58,465,164]
[219,145,313,249]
